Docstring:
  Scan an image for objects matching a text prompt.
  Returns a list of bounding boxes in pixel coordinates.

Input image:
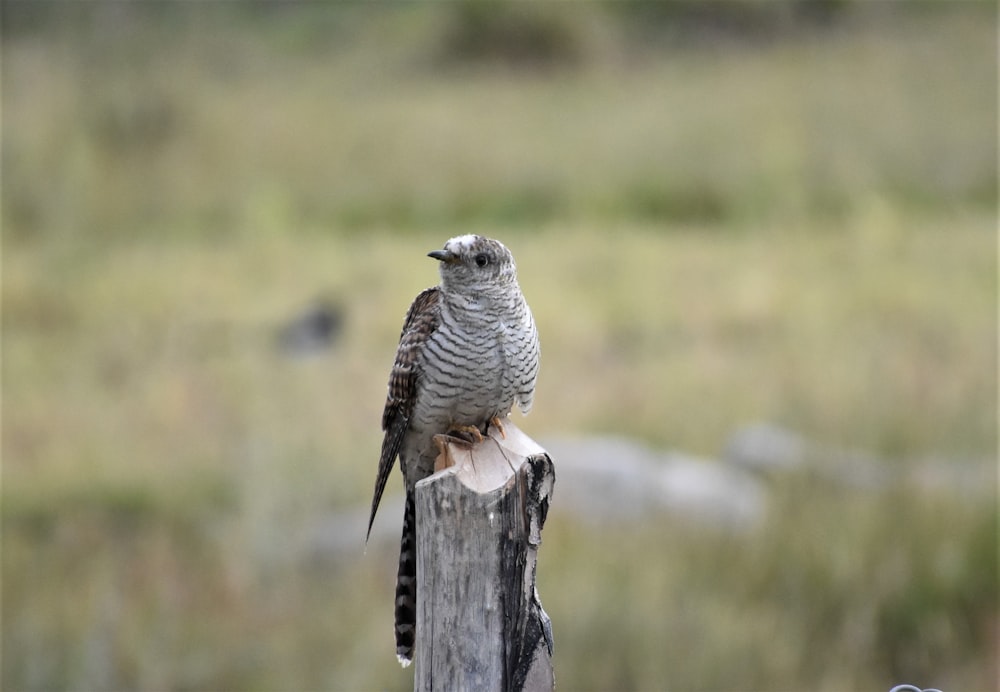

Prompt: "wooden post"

[413,418,555,692]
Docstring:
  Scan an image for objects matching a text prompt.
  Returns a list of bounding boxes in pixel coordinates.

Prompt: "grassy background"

[3,3,997,690]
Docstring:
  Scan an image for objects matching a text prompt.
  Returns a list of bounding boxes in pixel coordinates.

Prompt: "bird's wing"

[367,287,441,540]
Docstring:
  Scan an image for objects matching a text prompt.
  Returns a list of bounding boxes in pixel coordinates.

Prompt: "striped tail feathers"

[394,491,418,666]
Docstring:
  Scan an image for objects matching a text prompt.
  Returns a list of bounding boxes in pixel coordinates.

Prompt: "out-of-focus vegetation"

[2,2,996,690]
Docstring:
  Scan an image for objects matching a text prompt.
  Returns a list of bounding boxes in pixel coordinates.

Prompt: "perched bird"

[367,234,541,666]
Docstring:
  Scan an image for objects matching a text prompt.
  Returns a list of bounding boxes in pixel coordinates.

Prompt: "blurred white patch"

[448,234,479,249]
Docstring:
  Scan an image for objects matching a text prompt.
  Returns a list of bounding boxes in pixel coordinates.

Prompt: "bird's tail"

[394,491,418,666]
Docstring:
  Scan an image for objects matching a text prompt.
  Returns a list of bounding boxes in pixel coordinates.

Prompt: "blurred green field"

[3,4,997,691]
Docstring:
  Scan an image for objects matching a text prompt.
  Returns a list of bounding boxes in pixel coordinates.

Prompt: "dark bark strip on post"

[413,418,555,692]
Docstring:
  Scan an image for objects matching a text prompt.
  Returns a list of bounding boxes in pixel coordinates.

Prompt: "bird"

[367,234,541,666]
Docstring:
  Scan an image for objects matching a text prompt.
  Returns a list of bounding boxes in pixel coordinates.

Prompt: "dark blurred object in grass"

[436,1,585,70]
[275,297,343,358]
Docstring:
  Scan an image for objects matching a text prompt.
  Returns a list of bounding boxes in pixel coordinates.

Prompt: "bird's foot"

[432,426,483,473]
[490,416,507,439]
[432,434,454,471]
[432,426,483,472]
[445,424,484,446]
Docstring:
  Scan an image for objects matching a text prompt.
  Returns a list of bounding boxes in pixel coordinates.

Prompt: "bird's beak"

[428,249,456,262]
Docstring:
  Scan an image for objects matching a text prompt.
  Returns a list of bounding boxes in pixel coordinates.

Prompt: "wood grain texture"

[414,418,554,692]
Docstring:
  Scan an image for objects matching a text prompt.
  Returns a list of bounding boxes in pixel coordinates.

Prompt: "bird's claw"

[490,416,507,439]
[432,434,454,471]
[432,426,483,472]
[445,425,484,446]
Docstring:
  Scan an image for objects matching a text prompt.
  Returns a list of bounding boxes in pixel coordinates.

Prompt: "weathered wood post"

[413,418,555,692]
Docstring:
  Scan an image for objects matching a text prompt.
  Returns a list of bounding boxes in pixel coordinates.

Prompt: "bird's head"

[429,235,518,296]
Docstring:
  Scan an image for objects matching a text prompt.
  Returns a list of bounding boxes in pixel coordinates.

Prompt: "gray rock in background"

[303,424,993,563]
[538,436,766,528]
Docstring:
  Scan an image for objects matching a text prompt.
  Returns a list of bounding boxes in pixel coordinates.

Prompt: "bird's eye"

[474,254,489,268]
